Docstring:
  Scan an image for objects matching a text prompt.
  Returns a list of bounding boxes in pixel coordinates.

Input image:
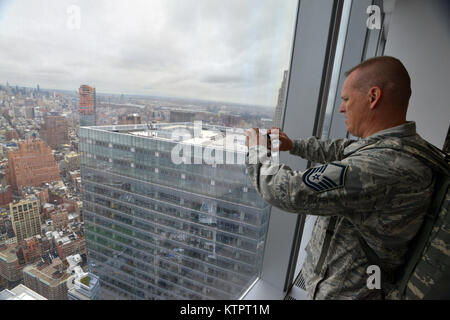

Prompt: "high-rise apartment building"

[6,139,60,192]
[78,85,96,127]
[39,114,69,149]
[273,70,289,128]
[10,198,41,243]
[80,123,270,300]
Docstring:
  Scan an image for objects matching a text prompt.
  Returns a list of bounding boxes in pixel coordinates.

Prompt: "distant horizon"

[0,81,274,110]
[0,0,297,108]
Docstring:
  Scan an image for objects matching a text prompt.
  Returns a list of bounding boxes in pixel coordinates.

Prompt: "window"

[2,0,301,300]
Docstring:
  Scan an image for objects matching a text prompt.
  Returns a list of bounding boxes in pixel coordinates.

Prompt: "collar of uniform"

[343,121,417,157]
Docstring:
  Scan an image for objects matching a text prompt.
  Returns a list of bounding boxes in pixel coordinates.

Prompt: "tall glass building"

[79,123,271,300]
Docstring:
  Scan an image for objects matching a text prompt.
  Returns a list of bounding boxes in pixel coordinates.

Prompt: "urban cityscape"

[0,0,298,301]
[0,75,288,300]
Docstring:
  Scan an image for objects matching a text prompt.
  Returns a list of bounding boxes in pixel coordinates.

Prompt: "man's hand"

[267,127,293,152]
[245,128,270,148]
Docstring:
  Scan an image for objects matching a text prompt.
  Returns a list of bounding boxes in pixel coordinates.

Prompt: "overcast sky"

[0,0,297,106]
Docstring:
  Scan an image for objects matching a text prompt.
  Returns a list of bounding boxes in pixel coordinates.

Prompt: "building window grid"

[83,203,257,271]
[96,269,160,300]
[81,165,264,219]
[83,190,260,257]
[88,247,193,300]
[82,168,266,230]
[81,127,270,299]
[84,214,251,287]
[81,145,260,208]
[86,234,231,299]
[82,179,263,242]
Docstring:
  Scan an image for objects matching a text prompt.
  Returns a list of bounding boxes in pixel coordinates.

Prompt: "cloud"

[0,0,297,106]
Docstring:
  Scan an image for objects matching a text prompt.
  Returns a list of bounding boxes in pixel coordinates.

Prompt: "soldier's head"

[339,56,411,138]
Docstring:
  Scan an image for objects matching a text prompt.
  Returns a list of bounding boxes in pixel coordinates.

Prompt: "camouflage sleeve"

[246,146,393,221]
[289,137,356,163]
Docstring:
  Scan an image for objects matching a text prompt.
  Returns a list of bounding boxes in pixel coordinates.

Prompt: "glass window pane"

[1,0,298,300]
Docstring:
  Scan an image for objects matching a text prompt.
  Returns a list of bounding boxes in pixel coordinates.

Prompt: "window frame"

[243,0,390,300]
[242,0,347,300]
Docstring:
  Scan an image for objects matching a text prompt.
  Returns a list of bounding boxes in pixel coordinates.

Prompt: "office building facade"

[80,123,270,300]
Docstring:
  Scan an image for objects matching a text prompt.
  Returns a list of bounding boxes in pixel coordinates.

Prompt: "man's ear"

[368,86,382,109]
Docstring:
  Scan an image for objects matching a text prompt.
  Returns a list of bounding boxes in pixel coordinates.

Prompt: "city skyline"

[0,0,297,107]
[0,81,275,110]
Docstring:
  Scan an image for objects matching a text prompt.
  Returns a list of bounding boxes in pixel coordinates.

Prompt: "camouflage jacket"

[245,122,435,299]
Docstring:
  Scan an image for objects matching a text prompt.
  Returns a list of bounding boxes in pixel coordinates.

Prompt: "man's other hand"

[268,127,293,152]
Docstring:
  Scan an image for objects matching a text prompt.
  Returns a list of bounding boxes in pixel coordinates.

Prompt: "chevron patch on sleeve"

[303,162,348,192]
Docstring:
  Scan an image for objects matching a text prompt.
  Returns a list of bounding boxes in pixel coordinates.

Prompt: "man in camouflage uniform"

[245,56,437,299]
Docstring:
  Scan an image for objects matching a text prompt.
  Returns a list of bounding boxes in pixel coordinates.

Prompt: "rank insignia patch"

[303,162,347,192]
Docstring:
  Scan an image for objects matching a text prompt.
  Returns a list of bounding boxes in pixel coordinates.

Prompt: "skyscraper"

[80,123,270,300]
[273,70,289,128]
[78,85,96,127]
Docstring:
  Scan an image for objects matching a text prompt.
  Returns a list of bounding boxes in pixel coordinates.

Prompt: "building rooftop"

[24,257,70,287]
[86,123,248,153]
[0,244,18,263]
[0,284,47,300]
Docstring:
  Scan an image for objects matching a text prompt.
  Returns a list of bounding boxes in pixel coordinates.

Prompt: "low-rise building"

[64,152,80,172]
[0,284,47,300]
[55,232,86,260]
[66,254,99,300]
[23,257,70,300]
[49,209,69,231]
[0,244,24,288]
[20,236,43,264]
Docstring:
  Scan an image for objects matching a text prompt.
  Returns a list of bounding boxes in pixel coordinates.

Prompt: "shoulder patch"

[303,162,348,192]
